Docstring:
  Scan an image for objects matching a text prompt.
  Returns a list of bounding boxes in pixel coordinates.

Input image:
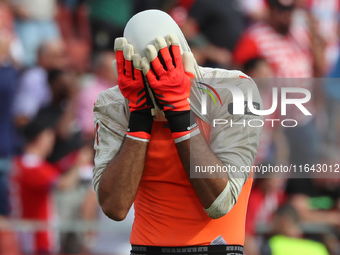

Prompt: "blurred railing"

[257,222,335,234]
[0,219,132,233]
[0,219,336,235]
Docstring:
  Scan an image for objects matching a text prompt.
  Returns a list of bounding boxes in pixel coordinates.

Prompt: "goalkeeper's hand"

[141,34,199,143]
[113,37,154,142]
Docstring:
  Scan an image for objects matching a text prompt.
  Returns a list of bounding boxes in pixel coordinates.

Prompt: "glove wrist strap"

[164,111,200,143]
[127,109,154,142]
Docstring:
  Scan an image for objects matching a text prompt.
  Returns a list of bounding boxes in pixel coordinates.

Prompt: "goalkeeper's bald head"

[123,10,190,58]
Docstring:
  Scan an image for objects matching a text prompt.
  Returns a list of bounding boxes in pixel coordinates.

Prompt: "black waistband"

[131,245,243,255]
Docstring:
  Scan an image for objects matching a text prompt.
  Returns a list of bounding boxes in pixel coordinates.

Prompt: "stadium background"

[0,0,340,254]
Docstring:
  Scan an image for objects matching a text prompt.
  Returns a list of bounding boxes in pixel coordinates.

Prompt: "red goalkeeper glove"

[141,34,199,143]
[113,37,154,142]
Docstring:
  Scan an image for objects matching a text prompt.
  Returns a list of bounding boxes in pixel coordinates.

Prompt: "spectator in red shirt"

[233,0,322,78]
[11,111,84,255]
[233,0,324,169]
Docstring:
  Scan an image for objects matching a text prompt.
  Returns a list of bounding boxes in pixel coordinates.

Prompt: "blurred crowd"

[0,0,340,254]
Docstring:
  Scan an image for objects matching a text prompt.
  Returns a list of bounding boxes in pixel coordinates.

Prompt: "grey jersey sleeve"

[92,87,129,194]
[201,70,263,216]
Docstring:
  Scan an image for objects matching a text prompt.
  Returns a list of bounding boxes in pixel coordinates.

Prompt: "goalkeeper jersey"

[93,67,263,246]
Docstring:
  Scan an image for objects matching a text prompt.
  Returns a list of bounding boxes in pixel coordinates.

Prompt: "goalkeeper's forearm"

[98,137,148,221]
[175,134,229,213]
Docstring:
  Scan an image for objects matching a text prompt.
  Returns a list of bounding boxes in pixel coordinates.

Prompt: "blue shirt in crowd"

[0,66,18,157]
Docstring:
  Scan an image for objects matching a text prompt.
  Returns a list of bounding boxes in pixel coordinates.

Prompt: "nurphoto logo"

[198,79,312,128]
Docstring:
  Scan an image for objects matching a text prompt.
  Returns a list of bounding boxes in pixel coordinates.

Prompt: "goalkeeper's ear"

[112,60,118,78]
[182,52,195,77]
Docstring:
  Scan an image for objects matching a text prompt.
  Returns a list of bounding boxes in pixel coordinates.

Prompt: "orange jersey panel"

[130,119,253,246]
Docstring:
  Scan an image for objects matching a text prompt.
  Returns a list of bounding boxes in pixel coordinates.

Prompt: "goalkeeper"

[93,10,263,255]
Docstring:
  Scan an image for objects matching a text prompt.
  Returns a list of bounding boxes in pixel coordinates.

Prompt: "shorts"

[131,244,243,255]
